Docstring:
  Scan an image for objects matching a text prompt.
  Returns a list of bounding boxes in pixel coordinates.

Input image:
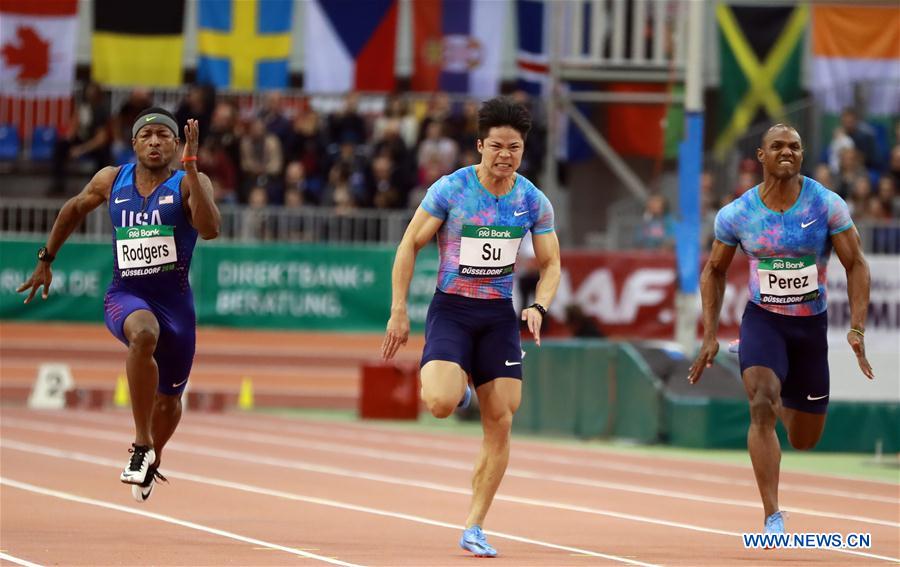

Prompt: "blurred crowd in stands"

[50,83,546,213]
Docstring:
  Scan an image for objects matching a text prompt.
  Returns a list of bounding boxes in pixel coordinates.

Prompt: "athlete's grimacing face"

[477,126,525,180]
[757,128,803,180]
[133,125,178,169]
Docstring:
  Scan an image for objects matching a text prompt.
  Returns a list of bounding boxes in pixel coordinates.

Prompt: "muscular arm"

[17,166,116,302]
[521,231,561,346]
[832,227,874,379]
[382,207,443,359]
[689,240,737,383]
[182,169,220,239]
[47,166,117,255]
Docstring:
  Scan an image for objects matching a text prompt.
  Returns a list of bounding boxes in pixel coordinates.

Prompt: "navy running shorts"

[104,287,196,396]
[739,301,830,414]
[420,289,523,387]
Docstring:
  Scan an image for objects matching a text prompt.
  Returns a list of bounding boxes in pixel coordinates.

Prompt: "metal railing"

[0,199,412,244]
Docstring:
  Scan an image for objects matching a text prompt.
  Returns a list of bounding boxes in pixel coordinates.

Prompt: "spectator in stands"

[287,110,328,202]
[417,120,458,177]
[890,145,900,189]
[334,140,372,206]
[241,185,272,240]
[835,147,867,198]
[206,101,242,196]
[322,162,357,215]
[284,160,313,204]
[449,99,480,148]
[847,176,874,219]
[373,93,418,150]
[259,90,293,152]
[635,194,675,250]
[280,186,308,241]
[174,84,214,145]
[417,91,452,143]
[198,135,237,204]
[839,107,881,170]
[826,124,855,176]
[876,174,898,218]
[50,81,111,195]
[327,92,367,146]
[812,162,834,190]
[110,89,153,165]
[408,158,444,208]
[369,154,403,209]
[240,118,283,204]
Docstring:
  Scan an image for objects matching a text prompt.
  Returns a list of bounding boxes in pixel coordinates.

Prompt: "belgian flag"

[91,0,185,87]
[715,3,807,157]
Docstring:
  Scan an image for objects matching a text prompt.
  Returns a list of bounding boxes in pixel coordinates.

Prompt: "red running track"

[1,407,898,566]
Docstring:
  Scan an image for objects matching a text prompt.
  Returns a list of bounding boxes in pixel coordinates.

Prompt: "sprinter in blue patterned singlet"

[382,98,562,557]
[688,124,873,536]
[19,109,220,503]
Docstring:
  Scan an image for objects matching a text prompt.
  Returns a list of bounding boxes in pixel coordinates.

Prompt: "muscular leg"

[123,310,160,447]
[420,360,468,418]
[150,393,182,466]
[742,366,782,520]
[465,378,521,528]
[781,407,826,451]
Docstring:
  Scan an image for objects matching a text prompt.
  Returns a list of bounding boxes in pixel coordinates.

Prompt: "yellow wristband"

[849,328,865,337]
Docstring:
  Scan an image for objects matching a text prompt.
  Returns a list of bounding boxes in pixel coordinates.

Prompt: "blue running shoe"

[460,525,497,557]
[764,511,785,533]
[457,384,472,410]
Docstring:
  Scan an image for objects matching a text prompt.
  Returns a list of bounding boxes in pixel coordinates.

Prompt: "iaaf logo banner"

[548,252,750,339]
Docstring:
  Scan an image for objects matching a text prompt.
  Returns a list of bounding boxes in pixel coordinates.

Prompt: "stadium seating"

[0,124,20,160]
[30,126,57,161]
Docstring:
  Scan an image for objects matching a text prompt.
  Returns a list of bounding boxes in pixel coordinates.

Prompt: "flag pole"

[675,0,705,354]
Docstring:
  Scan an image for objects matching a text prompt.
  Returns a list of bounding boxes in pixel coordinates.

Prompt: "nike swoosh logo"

[504,360,521,366]
[172,379,188,388]
[801,219,817,228]
[806,394,828,401]
[114,197,130,204]
[513,210,528,217]
[145,116,157,122]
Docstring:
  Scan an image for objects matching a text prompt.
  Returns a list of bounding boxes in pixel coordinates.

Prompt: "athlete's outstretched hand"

[182,119,199,161]
[847,331,875,380]
[382,309,410,360]
[17,262,52,303]
[522,307,543,346]
[688,338,719,384]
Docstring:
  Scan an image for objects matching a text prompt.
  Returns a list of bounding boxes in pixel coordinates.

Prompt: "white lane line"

[9,416,897,529]
[4,438,900,566]
[180,411,900,500]
[0,442,657,567]
[0,477,362,567]
[0,552,43,567]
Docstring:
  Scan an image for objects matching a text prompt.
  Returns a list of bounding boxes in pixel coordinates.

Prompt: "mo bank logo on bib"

[772,259,785,269]
[477,227,491,238]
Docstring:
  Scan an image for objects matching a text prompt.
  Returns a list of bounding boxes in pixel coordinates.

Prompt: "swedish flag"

[197,0,293,90]
[715,4,807,157]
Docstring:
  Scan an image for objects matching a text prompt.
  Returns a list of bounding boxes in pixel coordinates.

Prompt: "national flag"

[0,0,78,135]
[198,0,293,90]
[92,0,185,87]
[304,0,397,93]
[714,4,807,157]
[606,82,684,159]
[412,0,506,96]
[516,0,548,96]
[811,5,900,118]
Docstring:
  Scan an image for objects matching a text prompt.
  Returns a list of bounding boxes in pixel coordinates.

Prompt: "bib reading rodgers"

[115,225,177,278]
[459,225,524,277]
[757,255,819,304]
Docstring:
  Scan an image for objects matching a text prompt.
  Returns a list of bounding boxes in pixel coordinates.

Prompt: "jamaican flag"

[715,3,807,157]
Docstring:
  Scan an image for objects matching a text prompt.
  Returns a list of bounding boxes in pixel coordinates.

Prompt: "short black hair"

[477,97,532,141]
[761,123,800,147]
[135,106,176,122]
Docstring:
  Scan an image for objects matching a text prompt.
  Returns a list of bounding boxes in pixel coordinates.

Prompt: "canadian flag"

[0,0,78,134]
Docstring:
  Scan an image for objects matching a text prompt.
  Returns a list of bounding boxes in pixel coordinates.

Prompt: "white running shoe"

[131,467,166,502]
[120,444,156,485]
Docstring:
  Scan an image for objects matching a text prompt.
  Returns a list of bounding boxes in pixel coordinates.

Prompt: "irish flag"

[811,4,900,117]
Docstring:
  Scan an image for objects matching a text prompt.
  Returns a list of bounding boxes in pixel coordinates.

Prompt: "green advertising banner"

[1,238,439,333]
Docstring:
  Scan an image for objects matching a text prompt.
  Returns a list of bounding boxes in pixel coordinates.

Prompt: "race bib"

[115,224,177,278]
[757,255,819,305]
[458,225,524,277]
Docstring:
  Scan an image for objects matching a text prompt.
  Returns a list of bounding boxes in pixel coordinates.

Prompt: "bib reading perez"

[109,163,198,293]
[421,166,554,299]
[714,176,853,316]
